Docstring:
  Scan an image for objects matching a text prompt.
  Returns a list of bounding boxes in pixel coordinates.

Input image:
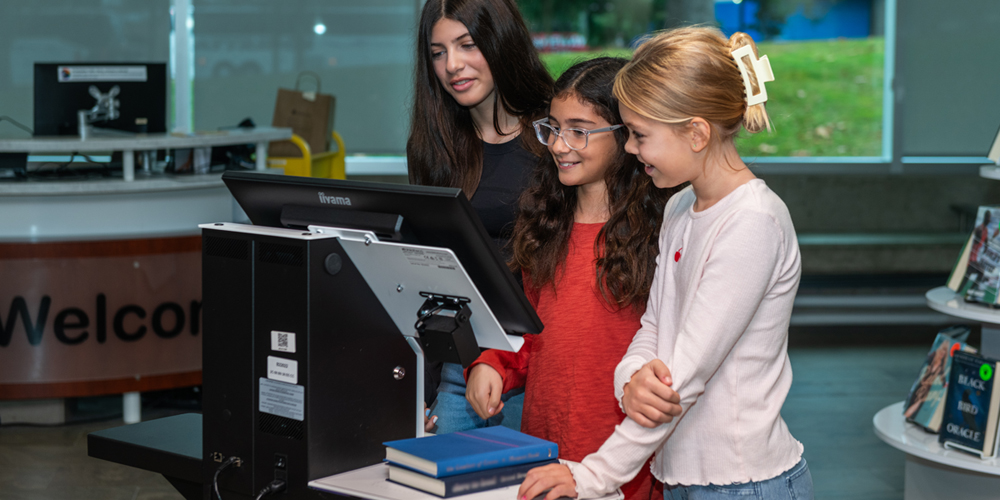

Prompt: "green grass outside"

[539,38,885,158]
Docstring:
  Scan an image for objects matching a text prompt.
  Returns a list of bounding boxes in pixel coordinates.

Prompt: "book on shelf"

[954,205,1000,306]
[939,350,1000,458]
[387,458,558,497]
[383,426,558,478]
[947,232,975,292]
[903,326,976,432]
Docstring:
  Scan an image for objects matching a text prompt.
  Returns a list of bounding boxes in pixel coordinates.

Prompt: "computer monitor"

[33,62,167,136]
[222,171,543,335]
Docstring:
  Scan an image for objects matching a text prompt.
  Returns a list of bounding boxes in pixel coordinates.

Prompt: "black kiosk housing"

[199,171,542,499]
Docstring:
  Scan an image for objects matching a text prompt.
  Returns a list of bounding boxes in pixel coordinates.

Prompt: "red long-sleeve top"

[467,223,660,500]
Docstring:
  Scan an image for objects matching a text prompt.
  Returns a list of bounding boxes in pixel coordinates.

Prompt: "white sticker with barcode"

[267,356,298,385]
[271,330,296,353]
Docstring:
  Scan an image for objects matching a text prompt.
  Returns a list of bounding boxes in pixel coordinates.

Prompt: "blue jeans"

[429,362,523,434]
[664,459,814,500]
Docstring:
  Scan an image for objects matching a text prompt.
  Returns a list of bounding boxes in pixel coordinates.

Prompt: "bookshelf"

[873,402,1000,499]
[870,286,1000,499]
[925,286,1000,358]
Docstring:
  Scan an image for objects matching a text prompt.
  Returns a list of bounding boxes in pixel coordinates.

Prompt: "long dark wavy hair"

[407,0,554,197]
[509,57,682,313]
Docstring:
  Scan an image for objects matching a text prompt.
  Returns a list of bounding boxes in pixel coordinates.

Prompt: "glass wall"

[0,0,170,136]
[190,0,417,156]
[14,1,998,165]
[518,0,887,159]
[897,0,1000,158]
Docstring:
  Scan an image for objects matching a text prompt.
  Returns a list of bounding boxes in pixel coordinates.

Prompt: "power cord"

[213,456,241,500]
[254,479,287,500]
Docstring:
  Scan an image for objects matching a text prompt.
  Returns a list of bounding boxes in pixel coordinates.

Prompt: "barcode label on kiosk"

[271,331,296,353]
[267,356,298,384]
[259,378,305,421]
[401,248,457,270]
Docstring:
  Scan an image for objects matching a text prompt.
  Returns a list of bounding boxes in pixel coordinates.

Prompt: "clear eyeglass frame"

[532,118,623,151]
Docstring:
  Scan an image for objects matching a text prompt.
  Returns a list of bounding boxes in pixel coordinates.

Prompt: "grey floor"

[0,344,929,500]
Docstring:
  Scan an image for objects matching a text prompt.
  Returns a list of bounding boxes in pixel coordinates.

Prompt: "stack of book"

[383,426,559,497]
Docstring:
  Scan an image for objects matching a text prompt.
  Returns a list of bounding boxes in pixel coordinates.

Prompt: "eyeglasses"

[532,118,623,151]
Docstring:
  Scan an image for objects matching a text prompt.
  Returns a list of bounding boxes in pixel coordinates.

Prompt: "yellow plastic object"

[267,131,346,179]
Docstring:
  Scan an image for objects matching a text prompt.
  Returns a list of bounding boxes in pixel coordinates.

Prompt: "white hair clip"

[731,45,774,106]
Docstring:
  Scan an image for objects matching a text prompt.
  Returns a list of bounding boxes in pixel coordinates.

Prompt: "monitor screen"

[222,171,543,336]
[33,62,167,136]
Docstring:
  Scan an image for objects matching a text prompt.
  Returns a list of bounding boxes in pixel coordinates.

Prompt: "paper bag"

[270,74,335,158]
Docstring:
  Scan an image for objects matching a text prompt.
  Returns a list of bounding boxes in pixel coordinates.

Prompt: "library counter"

[0,169,242,413]
[0,126,291,181]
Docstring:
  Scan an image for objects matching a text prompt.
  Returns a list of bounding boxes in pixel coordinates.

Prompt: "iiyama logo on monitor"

[318,192,351,206]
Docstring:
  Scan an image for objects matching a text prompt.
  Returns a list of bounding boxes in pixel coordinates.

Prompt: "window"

[0,0,170,137]
[189,0,416,156]
[519,0,888,160]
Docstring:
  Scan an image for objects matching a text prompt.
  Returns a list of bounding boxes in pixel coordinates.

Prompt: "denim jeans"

[664,459,814,500]
[429,362,524,434]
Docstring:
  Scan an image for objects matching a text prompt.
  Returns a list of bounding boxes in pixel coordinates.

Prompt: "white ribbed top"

[566,180,804,497]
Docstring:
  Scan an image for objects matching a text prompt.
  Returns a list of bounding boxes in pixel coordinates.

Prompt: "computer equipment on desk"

[200,172,541,499]
[33,62,167,137]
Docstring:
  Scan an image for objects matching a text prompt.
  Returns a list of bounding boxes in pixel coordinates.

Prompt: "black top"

[470,138,538,258]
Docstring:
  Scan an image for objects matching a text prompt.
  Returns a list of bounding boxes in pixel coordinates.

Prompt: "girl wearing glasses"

[408,0,553,434]
[518,28,813,500]
[465,57,683,500]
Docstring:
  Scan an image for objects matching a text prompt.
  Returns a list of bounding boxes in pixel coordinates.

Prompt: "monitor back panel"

[202,228,416,499]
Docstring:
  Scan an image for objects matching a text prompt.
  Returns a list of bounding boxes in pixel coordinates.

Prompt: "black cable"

[55,153,77,173]
[0,115,32,135]
[414,303,446,332]
[253,480,287,500]
[213,456,241,500]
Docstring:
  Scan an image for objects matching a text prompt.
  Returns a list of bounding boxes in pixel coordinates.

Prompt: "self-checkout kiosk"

[91,171,542,500]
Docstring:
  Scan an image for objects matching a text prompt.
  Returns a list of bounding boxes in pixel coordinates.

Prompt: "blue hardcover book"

[383,426,558,478]
[939,350,1000,458]
[387,459,559,497]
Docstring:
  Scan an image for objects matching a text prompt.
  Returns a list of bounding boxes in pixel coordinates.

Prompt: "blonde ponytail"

[614,27,773,148]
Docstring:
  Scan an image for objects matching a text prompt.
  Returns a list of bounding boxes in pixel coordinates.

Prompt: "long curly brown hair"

[509,57,683,313]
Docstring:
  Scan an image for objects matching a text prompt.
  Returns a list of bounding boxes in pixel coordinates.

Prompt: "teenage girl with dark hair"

[407,0,554,434]
[465,57,682,500]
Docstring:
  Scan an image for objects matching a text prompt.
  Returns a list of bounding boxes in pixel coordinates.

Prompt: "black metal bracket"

[414,292,480,367]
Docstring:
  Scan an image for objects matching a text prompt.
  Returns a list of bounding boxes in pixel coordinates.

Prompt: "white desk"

[309,463,622,500]
[0,127,291,181]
